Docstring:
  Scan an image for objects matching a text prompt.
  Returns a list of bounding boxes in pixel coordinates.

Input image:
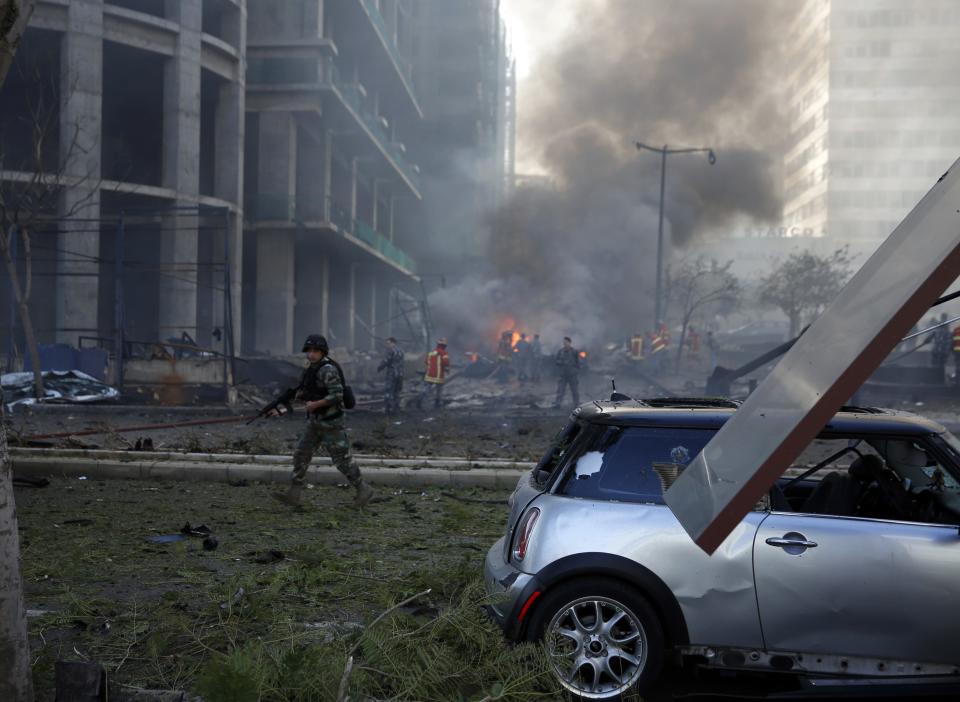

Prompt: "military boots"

[354,480,374,508]
[271,484,303,507]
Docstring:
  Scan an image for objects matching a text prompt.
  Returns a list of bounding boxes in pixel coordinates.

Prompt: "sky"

[499,0,583,172]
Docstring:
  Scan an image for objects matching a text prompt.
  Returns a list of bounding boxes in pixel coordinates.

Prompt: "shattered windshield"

[558,427,717,504]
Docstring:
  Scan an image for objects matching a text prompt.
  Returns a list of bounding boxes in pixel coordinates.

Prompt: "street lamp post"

[635,141,716,327]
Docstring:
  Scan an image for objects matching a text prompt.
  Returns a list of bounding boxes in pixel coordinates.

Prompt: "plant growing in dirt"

[195,579,554,702]
[759,247,853,336]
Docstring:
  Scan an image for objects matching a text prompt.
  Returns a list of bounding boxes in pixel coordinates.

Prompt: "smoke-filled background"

[430,0,792,352]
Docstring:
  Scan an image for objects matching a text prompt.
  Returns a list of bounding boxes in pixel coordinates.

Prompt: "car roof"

[575,397,947,436]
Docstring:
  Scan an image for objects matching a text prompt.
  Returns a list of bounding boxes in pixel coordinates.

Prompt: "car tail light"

[512,507,540,562]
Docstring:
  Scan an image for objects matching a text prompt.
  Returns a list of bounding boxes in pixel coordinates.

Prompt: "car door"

[754,510,960,664]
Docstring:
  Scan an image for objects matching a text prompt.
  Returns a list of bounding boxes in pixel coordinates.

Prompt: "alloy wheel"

[544,595,648,698]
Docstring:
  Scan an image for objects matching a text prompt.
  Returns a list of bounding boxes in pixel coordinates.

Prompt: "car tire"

[526,576,664,700]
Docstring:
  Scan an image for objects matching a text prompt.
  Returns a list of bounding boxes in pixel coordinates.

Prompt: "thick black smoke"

[431,0,791,353]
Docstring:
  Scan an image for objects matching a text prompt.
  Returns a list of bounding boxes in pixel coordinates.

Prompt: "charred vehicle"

[484,398,960,699]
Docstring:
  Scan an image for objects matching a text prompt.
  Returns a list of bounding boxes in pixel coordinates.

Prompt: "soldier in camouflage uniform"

[270,334,374,508]
[377,337,405,414]
[553,336,581,407]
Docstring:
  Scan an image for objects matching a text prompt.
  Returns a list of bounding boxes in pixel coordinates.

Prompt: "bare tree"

[1,43,100,399]
[667,257,740,368]
[759,248,852,336]
[0,5,37,699]
[0,1,35,89]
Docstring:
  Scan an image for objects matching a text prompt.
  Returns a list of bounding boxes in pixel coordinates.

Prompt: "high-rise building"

[784,0,960,259]
[242,0,425,354]
[409,0,515,270]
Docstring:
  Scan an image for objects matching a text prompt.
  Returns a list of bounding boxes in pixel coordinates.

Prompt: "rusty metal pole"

[6,225,17,372]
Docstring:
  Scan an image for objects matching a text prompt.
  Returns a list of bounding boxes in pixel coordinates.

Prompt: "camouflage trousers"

[292,415,362,487]
[384,374,403,413]
[555,372,580,406]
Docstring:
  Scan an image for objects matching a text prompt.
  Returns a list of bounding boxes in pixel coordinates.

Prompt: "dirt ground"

[15,476,538,700]
[7,376,597,460]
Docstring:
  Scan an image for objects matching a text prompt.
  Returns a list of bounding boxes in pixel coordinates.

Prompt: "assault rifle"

[247,387,296,424]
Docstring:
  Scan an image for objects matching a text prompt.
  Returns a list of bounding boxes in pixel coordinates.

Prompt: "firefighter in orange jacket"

[419,338,451,409]
[629,333,645,362]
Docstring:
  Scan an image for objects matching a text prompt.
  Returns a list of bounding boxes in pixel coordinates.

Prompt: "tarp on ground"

[2,370,120,409]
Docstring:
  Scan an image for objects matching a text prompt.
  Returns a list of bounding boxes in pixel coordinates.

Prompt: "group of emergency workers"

[266,315,960,512]
[628,322,718,372]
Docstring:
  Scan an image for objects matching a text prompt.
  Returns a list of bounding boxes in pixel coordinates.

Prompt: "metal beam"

[665,158,960,554]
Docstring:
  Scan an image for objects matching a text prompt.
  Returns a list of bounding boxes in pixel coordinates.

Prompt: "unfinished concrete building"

[242,0,424,356]
[0,0,246,354]
[409,0,515,272]
[2,0,516,367]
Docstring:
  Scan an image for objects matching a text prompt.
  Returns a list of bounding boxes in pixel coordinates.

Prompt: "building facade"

[1,0,516,360]
[408,0,515,271]
[0,0,246,352]
[784,0,960,259]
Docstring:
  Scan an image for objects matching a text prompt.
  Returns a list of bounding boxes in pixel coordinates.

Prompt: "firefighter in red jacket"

[419,338,451,409]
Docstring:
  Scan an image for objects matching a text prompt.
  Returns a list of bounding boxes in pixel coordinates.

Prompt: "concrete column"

[213,45,245,354]
[258,112,296,220]
[376,280,391,340]
[321,254,329,333]
[349,157,358,224]
[322,129,333,220]
[388,197,396,241]
[57,0,103,344]
[369,275,377,351]
[390,0,400,45]
[294,229,327,343]
[296,128,325,221]
[159,0,202,341]
[255,230,295,354]
[305,0,325,38]
[348,263,356,349]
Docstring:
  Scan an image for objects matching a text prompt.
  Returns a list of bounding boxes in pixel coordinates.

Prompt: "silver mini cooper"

[484,398,960,699]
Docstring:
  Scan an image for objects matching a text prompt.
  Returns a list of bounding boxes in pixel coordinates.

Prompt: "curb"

[11,456,527,489]
[9,447,533,470]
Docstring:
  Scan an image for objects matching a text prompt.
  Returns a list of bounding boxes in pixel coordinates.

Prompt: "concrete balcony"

[247,194,417,276]
[246,53,422,197]
[355,0,422,118]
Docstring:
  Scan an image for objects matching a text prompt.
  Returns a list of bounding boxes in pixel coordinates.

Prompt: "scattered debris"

[13,475,49,488]
[133,437,155,451]
[55,660,108,701]
[2,370,120,409]
[247,549,285,564]
[180,522,212,537]
[145,534,186,544]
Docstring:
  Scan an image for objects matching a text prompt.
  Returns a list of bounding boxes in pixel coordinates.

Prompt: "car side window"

[534,419,584,486]
[557,427,717,504]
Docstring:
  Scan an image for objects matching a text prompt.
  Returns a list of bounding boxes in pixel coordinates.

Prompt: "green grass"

[16,477,559,701]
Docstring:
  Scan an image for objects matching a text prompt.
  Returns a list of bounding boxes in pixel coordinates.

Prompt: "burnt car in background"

[484,398,960,699]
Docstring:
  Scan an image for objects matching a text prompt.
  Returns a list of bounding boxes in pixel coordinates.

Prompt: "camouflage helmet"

[302,334,329,352]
